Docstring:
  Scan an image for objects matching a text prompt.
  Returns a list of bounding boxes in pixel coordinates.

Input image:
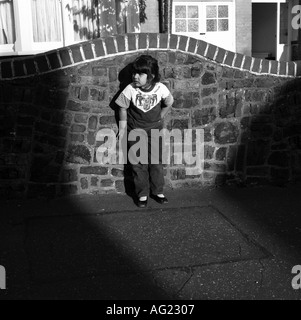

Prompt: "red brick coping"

[1,33,301,80]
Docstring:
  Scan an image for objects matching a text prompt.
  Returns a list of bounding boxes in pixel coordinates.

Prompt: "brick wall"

[0,33,301,199]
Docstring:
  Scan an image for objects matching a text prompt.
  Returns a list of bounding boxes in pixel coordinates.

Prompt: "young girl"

[115,55,174,208]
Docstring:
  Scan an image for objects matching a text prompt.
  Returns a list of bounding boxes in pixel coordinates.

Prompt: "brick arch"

[1,33,301,80]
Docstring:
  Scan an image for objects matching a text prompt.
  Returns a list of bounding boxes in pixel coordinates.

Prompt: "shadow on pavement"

[0,197,170,300]
[216,184,301,266]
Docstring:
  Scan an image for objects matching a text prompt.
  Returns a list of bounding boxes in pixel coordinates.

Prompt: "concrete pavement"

[0,184,301,300]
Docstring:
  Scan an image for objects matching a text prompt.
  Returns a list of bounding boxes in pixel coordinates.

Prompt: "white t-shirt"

[116,82,174,129]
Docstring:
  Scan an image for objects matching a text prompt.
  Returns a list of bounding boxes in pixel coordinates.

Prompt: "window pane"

[218,5,228,18]
[188,6,198,19]
[31,0,62,42]
[206,6,217,19]
[175,6,186,19]
[218,19,229,31]
[0,0,16,45]
[188,20,198,32]
[207,19,217,32]
[176,19,187,32]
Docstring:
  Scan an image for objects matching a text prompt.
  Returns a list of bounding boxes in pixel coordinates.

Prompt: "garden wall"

[0,33,301,199]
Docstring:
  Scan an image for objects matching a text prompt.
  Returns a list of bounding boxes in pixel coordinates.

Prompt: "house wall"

[236,0,252,56]
[0,34,301,199]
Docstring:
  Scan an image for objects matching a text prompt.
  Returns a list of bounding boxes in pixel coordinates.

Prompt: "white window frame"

[0,0,141,56]
[173,2,202,36]
[0,0,78,56]
[0,0,65,56]
[30,0,64,50]
[173,1,234,34]
[0,0,17,54]
[204,3,231,33]
[172,1,236,51]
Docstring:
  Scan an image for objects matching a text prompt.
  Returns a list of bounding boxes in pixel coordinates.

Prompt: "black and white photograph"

[0,0,301,303]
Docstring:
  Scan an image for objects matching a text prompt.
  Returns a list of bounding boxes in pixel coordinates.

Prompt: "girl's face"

[133,72,153,89]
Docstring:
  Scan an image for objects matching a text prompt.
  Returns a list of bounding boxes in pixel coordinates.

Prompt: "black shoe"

[151,195,169,205]
[137,198,148,208]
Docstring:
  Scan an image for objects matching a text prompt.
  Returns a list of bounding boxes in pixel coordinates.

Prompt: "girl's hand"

[116,129,126,141]
[161,104,172,119]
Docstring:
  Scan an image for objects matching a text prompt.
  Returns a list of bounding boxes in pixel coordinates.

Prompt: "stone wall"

[0,34,301,199]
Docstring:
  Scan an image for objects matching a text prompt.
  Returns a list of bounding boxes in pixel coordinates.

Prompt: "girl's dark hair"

[132,55,161,84]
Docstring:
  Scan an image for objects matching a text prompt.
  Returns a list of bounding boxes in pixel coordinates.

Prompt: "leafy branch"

[139,0,147,24]
[65,0,147,40]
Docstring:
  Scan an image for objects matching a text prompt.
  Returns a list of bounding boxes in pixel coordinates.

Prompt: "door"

[252,3,277,60]
[172,1,235,52]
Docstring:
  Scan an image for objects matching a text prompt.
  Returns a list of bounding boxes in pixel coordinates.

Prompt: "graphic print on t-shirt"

[136,93,158,112]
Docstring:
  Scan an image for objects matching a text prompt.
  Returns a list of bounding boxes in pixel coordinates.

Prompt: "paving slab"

[25,206,269,283]
[175,259,301,300]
